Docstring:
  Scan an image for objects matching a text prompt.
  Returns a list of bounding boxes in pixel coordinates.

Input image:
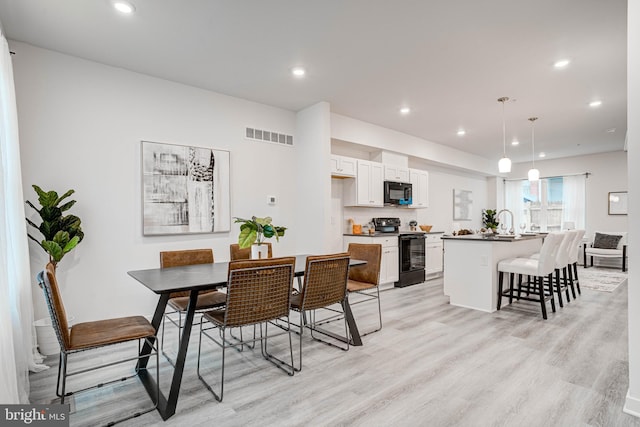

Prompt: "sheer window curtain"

[562,174,586,230]
[1,28,47,404]
[505,180,526,229]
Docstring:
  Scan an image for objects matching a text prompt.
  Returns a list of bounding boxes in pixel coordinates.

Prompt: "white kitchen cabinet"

[409,168,429,208]
[343,235,399,284]
[425,233,443,276]
[343,160,384,207]
[330,154,357,178]
[384,165,410,183]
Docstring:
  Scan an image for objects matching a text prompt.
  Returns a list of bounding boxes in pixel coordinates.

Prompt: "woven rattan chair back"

[224,257,295,327]
[229,243,273,260]
[300,253,350,311]
[347,243,382,286]
[40,262,71,350]
[160,249,214,297]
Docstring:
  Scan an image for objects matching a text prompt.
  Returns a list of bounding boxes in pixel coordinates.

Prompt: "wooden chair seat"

[69,316,156,350]
[168,291,227,312]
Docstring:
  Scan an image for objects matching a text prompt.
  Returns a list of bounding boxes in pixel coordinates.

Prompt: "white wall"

[12,42,300,322]
[625,0,640,418]
[509,151,628,236]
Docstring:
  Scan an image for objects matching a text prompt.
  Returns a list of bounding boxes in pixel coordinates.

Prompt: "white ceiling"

[0,0,627,164]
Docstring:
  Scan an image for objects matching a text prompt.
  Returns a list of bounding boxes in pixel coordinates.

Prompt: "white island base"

[442,235,543,312]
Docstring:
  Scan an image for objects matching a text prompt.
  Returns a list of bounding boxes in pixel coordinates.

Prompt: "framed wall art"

[141,140,231,235]
[453,189,473,221]
[608,191,628,215]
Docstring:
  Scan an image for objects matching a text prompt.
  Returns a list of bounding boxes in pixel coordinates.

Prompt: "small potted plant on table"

[234,216,286,259]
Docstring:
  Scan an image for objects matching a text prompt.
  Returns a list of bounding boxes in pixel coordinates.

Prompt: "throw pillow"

[593,232,622,249]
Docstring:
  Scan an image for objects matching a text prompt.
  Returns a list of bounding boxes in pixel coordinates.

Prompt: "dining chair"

[346,243,382,336]
[289,253,351,372]
[229,242,273,260]
[159,249,226,365]
[196,257,296,402]
[497,232,564,319]
[37,263,159,425]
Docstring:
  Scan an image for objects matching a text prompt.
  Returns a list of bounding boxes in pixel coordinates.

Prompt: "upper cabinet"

[330,154,357,178]
[384,165,410,183]
[344,160,384,207]
[409,168,429,208]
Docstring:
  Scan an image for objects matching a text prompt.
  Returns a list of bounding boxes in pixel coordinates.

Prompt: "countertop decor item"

[26,185,84,268]
[234,216,286,249]
[482,209,499,232]
[419,225,432,232]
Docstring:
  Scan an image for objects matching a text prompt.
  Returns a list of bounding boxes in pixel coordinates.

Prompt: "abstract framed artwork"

[141,140,230,235]
[608,191,628,215]
[453,189,473,221]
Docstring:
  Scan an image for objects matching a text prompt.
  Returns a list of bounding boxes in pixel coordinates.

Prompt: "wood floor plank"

[28,277,640,426]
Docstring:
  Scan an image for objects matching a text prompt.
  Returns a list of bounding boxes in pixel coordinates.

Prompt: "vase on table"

[251,243,269,259]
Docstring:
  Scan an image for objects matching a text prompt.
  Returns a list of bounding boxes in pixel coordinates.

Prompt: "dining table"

[127,254,366,420]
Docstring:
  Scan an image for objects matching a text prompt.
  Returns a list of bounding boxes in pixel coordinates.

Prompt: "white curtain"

[562,174,586,230]
[504,179,526,230]
[0,27,47,404]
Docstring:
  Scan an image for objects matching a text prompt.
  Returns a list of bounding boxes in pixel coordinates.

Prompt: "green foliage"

[233,216,287,249]
[26,185,84,267]
[482,209,499,229]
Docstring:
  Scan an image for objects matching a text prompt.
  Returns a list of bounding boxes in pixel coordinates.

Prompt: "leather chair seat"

[69,315,156,350]
[497,258,540,276]
[347,279,377,292]
[168,291,227,311]
[202,309,226,326]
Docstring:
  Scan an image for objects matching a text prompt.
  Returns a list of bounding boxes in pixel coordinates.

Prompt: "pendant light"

[497,97,512,173]
[528,117,540,182]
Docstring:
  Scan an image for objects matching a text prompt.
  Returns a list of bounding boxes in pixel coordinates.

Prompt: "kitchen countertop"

[441,234,543,242]
[343,231,444,237]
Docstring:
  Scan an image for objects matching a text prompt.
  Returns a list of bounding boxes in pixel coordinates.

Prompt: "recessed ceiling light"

[400,107,411,115]
[554,59,570,68]
[606,127,617,133]
[539,152,546,158]
[589,100,602,107]
[291,67,306,77]
[511,140,520,146]
[113,1,135,14]
[457,129,466,136]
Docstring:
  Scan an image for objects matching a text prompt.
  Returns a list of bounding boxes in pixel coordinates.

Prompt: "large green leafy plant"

[234,216,286,249]
[26,185,84,268]
[482,209,499,230]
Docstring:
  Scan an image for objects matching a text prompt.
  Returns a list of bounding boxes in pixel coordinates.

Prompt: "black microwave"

[384,181,412,205]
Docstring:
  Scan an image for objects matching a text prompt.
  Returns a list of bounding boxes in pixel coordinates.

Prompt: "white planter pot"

[251,244,269,259]
[34,316,74,356]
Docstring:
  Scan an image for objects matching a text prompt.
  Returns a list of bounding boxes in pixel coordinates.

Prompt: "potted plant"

[482,209,499,233]
[26,185,84,269]
[234,216,286,259]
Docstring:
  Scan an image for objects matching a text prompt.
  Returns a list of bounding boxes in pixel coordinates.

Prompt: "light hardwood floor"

[29,277,640,427]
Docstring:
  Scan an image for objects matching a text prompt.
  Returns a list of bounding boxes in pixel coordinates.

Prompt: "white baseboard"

[624,390,640,418]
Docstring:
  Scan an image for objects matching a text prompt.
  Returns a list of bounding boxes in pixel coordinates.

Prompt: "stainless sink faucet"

[497,209,515,234]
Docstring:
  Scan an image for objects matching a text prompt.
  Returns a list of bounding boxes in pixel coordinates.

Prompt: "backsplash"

[343,206,417,233]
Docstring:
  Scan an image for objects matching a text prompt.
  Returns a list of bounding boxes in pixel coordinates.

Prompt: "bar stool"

[497,232,564,319]
[531,231,577,307]
[566,229,586,297]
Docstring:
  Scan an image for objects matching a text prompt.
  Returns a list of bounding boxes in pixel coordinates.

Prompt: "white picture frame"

[453,189,473,221]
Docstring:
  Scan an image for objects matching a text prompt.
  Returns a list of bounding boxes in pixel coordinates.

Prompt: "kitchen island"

[442,234,543,312]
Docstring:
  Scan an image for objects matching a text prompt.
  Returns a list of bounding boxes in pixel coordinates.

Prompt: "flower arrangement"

[234,216,286,249]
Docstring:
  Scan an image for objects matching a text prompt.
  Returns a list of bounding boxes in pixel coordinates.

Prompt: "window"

[505,175,585,232]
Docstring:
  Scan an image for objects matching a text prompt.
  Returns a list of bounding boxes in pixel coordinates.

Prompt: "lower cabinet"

[343,235,399,285]
[426,233,444,276]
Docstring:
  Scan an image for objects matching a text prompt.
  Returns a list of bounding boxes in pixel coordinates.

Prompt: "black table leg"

[342,297,362,346]
[137,291,199,420]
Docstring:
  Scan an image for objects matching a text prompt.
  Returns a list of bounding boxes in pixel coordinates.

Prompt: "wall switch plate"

[267,195,276,205]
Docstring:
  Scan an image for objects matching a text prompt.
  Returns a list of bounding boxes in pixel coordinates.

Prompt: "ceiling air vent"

[245,127,294,146]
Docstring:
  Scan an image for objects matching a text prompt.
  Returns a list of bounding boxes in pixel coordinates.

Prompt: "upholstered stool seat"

[497,232,564,319]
